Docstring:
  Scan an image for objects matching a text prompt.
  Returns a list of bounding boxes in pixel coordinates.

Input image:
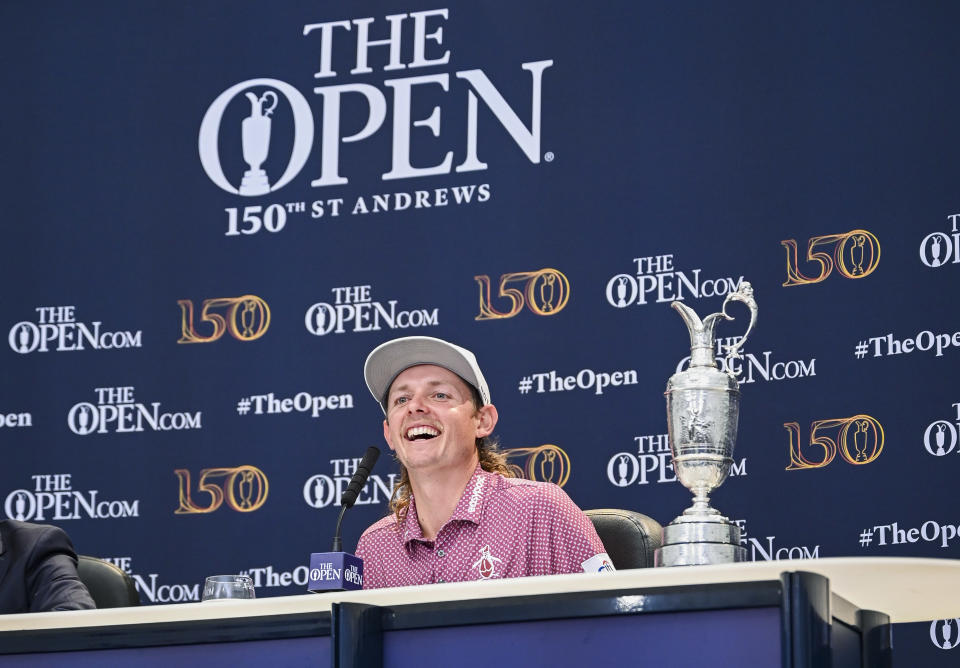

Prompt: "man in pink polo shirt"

[356,335,614,589]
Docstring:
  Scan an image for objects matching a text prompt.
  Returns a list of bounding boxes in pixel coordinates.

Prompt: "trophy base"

[654,517,746,567]
[239,170,270,196]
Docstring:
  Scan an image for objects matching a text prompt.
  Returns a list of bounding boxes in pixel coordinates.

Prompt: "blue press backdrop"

[1,1,958,662]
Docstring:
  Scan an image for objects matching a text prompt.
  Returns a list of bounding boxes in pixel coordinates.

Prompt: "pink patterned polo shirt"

[355,465,614,589]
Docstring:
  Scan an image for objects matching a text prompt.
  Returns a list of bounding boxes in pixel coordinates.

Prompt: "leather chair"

[585,509,663,569]
[76,556,140,608]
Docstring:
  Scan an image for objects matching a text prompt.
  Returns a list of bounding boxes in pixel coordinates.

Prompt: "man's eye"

[394,397,408,405]
[435,392,448,399]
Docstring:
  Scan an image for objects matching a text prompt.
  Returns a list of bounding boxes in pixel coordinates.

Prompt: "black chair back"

[77,555,141,608]
[585,509,663,569]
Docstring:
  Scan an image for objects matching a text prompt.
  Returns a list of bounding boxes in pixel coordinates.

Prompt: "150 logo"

[781,229,880,286]
[475,269,569,320]
[178,295,270,343]
[503,444,570,486]
[175,466,269,514]
[785,415,884,470]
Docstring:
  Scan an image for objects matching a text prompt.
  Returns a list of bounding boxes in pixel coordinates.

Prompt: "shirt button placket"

[435,543,446,583]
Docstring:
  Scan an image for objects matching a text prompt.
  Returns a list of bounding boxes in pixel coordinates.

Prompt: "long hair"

[389,389,513,527]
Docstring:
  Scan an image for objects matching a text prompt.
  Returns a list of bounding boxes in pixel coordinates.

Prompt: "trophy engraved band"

[654,282,758,567]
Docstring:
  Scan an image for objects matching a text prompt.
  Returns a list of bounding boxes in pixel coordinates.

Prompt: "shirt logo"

[472,545,503,579]
[581,553,616,573]
[467,476,485,513]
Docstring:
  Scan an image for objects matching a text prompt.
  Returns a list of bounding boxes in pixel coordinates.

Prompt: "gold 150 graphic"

[503,444,570,486]
[785,415,884,470]
[781,229,880,286]
[175,466,269,513]
[177,295,270,343]
[475,269,570,320]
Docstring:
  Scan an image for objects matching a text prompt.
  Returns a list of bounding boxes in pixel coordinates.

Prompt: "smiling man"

[356,336,613,589]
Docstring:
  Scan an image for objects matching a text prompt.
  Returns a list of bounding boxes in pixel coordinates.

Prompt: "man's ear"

[475,404,498,438]
[382,419,396,451]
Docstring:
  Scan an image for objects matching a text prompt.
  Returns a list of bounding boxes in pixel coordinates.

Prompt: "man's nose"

[405,395,428,413]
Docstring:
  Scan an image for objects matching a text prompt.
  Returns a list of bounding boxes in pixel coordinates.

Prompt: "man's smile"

[405,425,441,441]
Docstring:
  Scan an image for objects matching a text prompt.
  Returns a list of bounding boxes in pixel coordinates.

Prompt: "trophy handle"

[720,282,757,363]
[259,91,278,116]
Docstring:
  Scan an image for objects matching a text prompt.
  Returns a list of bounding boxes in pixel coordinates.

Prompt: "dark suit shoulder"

[0,520,95,613]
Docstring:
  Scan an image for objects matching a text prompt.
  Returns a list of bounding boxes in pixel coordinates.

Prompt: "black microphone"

[340,446,381,510]
[332,446,380,551]
[308,446,379,593]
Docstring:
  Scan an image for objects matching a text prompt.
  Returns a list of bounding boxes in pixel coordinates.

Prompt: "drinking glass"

[202,575,256,601]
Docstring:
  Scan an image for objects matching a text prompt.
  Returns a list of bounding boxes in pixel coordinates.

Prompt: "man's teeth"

[406,426,440,440]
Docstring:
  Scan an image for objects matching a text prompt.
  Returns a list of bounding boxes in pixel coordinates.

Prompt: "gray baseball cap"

[364,336,491,412]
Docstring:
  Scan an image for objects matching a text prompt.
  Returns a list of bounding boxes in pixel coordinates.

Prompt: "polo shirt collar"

[400,496,425,546]
[402,464,490,548]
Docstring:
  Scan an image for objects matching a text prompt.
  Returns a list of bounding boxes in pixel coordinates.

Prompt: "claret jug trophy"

[654,282,758,567]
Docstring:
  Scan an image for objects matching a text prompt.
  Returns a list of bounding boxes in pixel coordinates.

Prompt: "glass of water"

[202,575,256,601]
